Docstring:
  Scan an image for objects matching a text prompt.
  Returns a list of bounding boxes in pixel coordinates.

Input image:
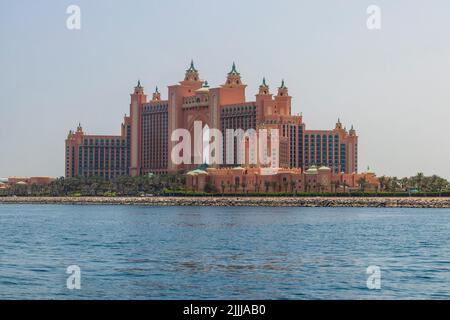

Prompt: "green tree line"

[0,174,186,197]
[378,173,450,194]
[1,172,449,197]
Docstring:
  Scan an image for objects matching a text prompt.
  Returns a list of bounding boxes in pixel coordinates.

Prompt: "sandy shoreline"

[1,196,450,208]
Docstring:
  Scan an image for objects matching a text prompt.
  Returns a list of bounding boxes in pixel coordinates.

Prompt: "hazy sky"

[1,0,450,179]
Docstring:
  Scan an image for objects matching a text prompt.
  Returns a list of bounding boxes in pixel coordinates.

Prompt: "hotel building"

[65,61,358,179]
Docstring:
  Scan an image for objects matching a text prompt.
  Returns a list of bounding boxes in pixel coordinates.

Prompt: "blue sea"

[1,204,450,299]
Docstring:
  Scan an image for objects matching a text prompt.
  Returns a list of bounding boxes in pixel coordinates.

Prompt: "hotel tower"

[65,62,358,179]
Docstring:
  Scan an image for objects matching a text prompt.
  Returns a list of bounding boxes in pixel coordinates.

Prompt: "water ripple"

[1,205,450,299]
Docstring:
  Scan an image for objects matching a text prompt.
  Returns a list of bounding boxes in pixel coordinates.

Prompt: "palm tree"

[358,177,368,192]
[253,181,259,193]
[331,181,340,193]
[305,181,311,193]
[342,180,349,193]
[290,181,296,194]
[399,177,409,192]
[264,181,270,192]
[271,181,277,193]
[434,178,447,196]
[414,172,425,192]
[378,176,387,192]
[221,181,225,194]
[386,177,399,192]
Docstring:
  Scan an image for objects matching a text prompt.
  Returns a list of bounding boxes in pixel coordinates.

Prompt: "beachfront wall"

[185,166,379,193]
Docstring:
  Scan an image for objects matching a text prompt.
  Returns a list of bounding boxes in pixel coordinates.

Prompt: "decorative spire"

[277,79,288,96]
[203,81,209,88]
[228,62,239,75]
[259,77,269,95]
[152,86,161,101]
[133,80,144,94]
[186,59,197,72]
[349,124,356,136]
[223,62,243,87]
[184,59,200,82]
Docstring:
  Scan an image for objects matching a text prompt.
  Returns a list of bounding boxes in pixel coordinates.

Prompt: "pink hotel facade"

[65,61,359,181]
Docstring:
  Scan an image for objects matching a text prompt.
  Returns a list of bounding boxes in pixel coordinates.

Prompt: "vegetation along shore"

[1,173,450,208]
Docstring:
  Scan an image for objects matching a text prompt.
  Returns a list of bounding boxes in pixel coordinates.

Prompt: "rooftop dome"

[195,87,209,94]
[318,166,331,171]
[305,166,318,175]
[365,166,375,174]
[232,166,245,171]
[0,177,8,183]
[16,181,27,185]
[195,81,210,94]
[187,169,208,175]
